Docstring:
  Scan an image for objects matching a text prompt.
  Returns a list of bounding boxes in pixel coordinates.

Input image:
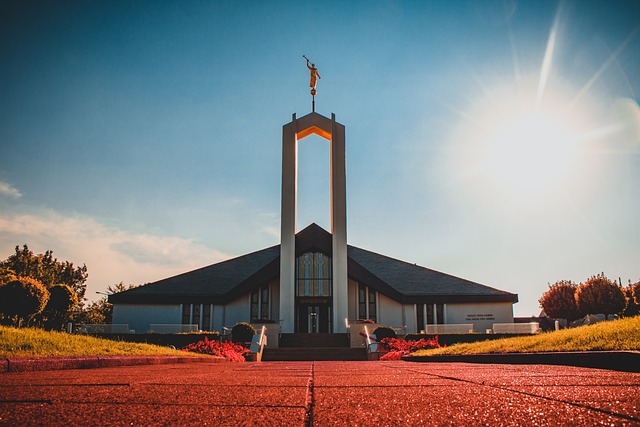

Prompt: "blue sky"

[1,0,639,317]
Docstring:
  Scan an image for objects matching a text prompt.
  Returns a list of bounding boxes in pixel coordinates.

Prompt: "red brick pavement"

[0,361,638,426]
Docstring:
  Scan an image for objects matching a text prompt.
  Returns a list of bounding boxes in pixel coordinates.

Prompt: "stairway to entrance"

[263,333,367,361]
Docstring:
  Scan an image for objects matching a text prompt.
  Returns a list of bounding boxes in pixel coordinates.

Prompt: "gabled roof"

[109,245,280,305]
[110,224,517,305]
[347,245,517,304]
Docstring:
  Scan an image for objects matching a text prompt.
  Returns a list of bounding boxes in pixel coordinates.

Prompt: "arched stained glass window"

[295,252,332,297]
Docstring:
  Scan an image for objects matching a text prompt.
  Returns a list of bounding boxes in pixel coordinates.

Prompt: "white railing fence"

[492,322,540,334]
[424,324,474,334]
[148,324,198,333]
[82,324,132,334]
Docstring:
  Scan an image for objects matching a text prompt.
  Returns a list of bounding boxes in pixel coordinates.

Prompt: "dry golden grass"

[413,316,640,356]
[0,325,207,358]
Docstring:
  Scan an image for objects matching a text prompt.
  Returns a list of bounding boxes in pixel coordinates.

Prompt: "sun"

[483,110,577,190]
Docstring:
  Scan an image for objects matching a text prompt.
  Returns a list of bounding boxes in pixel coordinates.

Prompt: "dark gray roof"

[109,245,280,304]
[110,224,517,305]
[347,245,517,303]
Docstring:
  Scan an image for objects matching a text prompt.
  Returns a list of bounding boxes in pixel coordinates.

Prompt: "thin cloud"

[0,182,21,198]
[0,210,229,299]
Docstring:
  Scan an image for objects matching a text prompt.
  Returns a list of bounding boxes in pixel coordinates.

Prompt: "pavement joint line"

[2,383,132,387]
[44,401,308,408]
[484,382,640,423]
[142,384,309,388]
[0,399,53,405]
[398,366,640,424]
[304,362,315,427]
[314,385,459,388]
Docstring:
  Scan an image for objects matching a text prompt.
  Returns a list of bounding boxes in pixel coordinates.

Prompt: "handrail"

[248,325,268,362]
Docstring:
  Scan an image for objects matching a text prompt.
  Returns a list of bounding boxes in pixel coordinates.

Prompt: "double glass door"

[296,304,331,333]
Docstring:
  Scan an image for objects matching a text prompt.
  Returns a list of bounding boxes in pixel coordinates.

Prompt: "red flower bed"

[183,337,248,362]
[379,336,441,361]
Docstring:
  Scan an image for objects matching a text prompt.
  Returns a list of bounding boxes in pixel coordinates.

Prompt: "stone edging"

[403,351,640,372]
[0,355,222,373]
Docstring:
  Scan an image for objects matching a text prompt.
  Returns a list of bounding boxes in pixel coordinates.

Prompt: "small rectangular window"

[181,304,191,325]
[436,304,444,325]
[202,304,211,331]
[416,304,425,332]
[368,288,377,322]
[251,290,259,322]
[358,283,367,319]
[192,304,201,328]
[427,304,434,325]
[261,286,269,320]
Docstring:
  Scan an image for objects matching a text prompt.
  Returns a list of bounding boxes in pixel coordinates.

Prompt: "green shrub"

[43,285,78,330]
[373,326,397,341]
[231,322,256,344]
[0,277,50,327]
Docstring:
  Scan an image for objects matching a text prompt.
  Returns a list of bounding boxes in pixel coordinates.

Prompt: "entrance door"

[296,304,331,333]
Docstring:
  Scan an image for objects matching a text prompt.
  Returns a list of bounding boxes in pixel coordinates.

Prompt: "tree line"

[0,244,137,330]
[539,273,640,322]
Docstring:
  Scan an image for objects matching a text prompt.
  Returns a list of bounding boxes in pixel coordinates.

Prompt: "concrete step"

[279,333,349,348]
[263,347,366,361]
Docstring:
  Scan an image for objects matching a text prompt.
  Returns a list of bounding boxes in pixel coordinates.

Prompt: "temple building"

[110,111,518,336]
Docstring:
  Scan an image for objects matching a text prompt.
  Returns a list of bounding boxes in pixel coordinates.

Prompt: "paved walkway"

[0,360,638,426]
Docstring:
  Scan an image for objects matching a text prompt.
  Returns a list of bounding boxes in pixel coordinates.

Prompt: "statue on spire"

[303,55,320,96]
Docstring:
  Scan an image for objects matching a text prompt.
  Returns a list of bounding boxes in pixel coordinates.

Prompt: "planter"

[251,323,280,348]
[349,322,379,348]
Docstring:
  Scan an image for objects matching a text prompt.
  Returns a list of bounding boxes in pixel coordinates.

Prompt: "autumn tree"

[623,280,640,317]
[79,282,139,324]
[633,280,640,307]
[0,266,13,283]
[81,298,111,324]
[538,280,580,321]
[0,277,50,327]
[575,273,627,317]
[42,285,79,330]
[1,245,88,302]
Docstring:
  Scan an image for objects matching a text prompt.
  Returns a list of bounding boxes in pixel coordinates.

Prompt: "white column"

[280,114,297,333]
[331,114,348,332]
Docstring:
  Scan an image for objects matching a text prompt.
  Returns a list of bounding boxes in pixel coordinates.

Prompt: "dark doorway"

[296,303,331,333]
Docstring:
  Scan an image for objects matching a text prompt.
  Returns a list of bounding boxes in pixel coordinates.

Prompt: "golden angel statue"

[303,55,320,94]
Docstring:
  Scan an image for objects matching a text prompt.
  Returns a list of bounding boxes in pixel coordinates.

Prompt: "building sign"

[465,313,495,321]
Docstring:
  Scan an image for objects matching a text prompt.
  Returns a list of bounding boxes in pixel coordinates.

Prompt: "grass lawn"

[413,316,640,357]
[0,325,208,359]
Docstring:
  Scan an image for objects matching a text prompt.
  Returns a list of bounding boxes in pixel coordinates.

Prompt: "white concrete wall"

[403,304,417,333]
[223,293,251,327]
[211,305,225,332]
[112,304,181,334]
[445,302,514,332]
[377,293,403,328]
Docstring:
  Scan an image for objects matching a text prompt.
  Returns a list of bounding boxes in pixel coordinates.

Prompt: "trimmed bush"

[43,284,78,330]
[231,322,256,344]
[0,277,50,327]
[373,326,397,341]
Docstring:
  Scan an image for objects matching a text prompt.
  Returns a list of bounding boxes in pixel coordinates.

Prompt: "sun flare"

[483,111,577,189]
